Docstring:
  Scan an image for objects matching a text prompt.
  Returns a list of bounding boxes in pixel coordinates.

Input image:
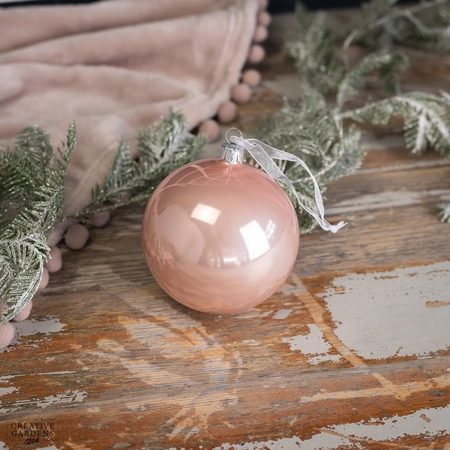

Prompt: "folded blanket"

[0,0,260,216]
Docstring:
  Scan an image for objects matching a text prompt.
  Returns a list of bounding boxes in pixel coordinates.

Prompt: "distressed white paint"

[321,261,450,359]
[273,309,292,320]
[0,389,87,414]
[14,317,65,336]
[0,375,16,383]
[36,390,87,409]
[282,324,341,365]
[282,324,331,354]
[0,442,8,450]
[0,387,17,396]
[0,316,66,352]
[214,405,450,449]
[308,353,342,365]
[326,188,450,215]
[215,435,351,450]
[329,404,450,441]
[0,371,74,386]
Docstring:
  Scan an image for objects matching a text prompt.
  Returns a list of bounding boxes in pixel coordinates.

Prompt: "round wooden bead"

[0,322,15,348]
[217,101,238,124]
[242,69,262,87]
[258,11,272,26]
[248,45,266,64]
[253,25,268,43]
[231,83,252,104]
[47,219,77,247]
[45,246,62,273]
[13,301,33,322]
[90,211,111,228]
[199,119,220,142]
[65,223,90,250]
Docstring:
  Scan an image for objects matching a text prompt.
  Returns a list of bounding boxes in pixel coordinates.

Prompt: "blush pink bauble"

[142,142,299,314]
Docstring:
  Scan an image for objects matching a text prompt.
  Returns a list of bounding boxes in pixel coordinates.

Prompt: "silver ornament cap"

[220,142,244,164]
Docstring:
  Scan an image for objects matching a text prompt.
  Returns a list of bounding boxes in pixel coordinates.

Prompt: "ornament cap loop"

[220,142,244,164]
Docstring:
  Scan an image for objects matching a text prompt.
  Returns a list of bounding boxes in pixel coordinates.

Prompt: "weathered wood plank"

[2,9,450,450]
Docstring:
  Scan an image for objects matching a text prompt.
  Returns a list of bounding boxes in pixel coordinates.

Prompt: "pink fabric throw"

[0,0,259,216]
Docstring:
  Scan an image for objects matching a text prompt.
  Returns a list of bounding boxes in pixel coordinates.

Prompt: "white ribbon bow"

[227,129,346,233]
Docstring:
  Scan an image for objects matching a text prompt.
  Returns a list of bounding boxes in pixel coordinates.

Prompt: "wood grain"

[2,10,450,450]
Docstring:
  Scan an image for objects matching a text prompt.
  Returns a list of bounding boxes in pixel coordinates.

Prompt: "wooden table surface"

[2,10,450,450]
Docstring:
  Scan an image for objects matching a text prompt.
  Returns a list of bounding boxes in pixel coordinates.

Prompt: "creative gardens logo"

[5,420,59,448]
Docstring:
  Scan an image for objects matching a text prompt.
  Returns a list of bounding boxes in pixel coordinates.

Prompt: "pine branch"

[71,110,206,221]
[285,4,345,93]
[257,88,366,233]
[343,0,450,66]
[335,50,408,110]
[264,0,450,229]
[340,91,450,156]
[0,124,76,324]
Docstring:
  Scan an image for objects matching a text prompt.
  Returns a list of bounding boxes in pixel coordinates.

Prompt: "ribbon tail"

[231,136,346,233]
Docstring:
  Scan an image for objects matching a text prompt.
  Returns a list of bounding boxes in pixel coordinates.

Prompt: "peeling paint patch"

[0,387,17,396]
[0,375,16,383]
[15,316,65,336]
[282,324,341,365]
[282,324,330,354]
[215,405,450,449]
[308,354,342,365]
[327,404,450,442]
[273,309,292,320]
[1,316,66,352]
[36,390,87,408]
[321,261,450,359]
[215,436,306,450]
[1,389,87,414]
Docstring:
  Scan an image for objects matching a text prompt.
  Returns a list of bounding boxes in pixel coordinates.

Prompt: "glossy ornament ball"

[142,143,299,314]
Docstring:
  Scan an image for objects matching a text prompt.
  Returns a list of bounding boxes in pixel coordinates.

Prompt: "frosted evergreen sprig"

[335,50,409,110]
[257,88,365,233]
[343,0,450,66]
[0,112,205,325]
[0,124,76,325]
[285,3,345,94]
[340,91,450,156]
[287,0,450,92]
[71,110,206,221]
[264,0,450,230]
